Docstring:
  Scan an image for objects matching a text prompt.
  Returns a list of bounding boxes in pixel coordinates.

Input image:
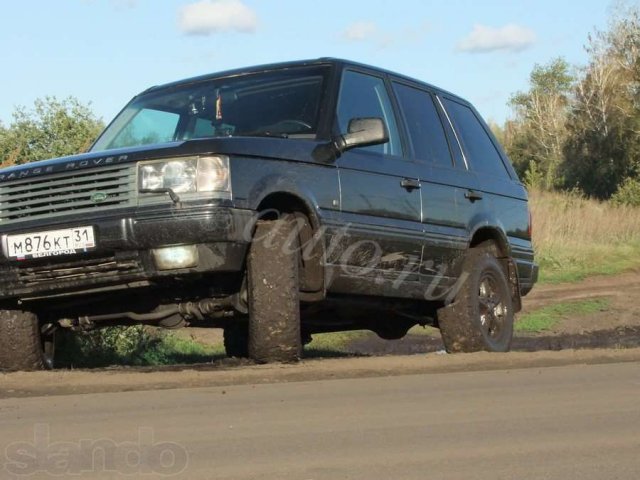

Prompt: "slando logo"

[4,424,189,476]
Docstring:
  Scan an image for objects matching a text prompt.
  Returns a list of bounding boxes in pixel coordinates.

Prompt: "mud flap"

[501,257,522,313]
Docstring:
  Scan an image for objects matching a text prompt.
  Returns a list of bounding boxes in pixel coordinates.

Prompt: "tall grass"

[530,189,640,283]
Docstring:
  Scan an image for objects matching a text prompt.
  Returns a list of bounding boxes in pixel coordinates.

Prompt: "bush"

[55,326,219,368]
[611,177,640,207]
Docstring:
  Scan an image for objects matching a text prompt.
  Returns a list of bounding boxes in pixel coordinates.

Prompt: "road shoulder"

[2,347,640,399]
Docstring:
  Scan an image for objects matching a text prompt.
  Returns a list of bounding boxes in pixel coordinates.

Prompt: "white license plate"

[6,226,96,260]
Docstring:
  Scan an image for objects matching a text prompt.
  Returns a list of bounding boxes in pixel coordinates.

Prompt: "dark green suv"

[0,59,538,370]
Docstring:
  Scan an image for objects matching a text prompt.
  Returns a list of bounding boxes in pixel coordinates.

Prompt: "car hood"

[0,137,325,183]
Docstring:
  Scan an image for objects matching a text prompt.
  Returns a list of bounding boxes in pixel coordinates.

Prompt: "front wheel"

[247,215,302,363]
[0,309,54,371]
[437,245,514,353]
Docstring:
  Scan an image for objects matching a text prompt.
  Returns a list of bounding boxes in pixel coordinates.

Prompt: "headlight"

[139,156,230,194]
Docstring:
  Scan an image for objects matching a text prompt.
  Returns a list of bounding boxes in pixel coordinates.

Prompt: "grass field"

[530,190,640,283]
[515,298,611,333]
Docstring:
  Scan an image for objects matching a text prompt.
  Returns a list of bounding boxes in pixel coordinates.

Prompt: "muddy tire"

[0,310,54,371]
[437,244,514,353]
[223,322,249,358]
[247,215,302,363]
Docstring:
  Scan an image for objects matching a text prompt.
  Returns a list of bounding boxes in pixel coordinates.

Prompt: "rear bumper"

[0,205,255,300]
[519,262,539,296]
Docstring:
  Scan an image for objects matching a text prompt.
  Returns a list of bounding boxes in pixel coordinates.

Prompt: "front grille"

[15,254,145,289]
[0,164,136,225]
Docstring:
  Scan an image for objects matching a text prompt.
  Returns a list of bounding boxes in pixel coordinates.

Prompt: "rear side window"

[442,98,510,178]
[393,83,452,167]
[336,70,402,156]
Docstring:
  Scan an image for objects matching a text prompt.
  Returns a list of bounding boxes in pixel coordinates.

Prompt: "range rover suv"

[0,59,538,370]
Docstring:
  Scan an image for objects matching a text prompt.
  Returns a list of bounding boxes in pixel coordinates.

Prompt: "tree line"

[493,5,640,205]
[0,97,103,169]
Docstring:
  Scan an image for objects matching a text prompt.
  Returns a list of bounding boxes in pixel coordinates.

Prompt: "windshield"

[91,66,329,152]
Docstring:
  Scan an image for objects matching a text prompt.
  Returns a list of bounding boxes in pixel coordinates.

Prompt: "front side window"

[92,66,329,152]
[336,70,402,156]
[442,98,510,178]
[393,83,452,167]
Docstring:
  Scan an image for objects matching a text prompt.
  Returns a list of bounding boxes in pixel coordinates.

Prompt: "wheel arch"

[469,225,522,313]
[254,191,325,298]
[255,191,320,229]
[469,225,511,257]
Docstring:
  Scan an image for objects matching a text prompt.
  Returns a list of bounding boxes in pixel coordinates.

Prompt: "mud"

[347,270,640,356]
[346,326,640,356]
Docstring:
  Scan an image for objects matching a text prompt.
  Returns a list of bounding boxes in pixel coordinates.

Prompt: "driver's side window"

[336,70,402,156]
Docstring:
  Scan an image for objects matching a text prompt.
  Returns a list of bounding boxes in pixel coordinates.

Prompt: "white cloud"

[456,24,536,53]
[340,21,429,49]
[342,21,379,42]
[178,0,259,35]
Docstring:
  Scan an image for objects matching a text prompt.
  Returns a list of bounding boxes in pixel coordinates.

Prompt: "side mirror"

[336,117,389,153]
[312,117,389,163]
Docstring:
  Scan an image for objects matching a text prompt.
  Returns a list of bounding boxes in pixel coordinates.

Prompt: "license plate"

[5,226,96,260]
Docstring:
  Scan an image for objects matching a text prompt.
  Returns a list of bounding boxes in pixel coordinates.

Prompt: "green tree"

[505,58,574,190]
[562,7,640,198]
[0,96,104,169]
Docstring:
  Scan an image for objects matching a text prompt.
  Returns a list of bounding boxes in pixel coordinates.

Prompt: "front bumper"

[0,205,255,300]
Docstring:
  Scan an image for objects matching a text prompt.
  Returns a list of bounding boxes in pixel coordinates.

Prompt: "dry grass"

[530,189,640,283]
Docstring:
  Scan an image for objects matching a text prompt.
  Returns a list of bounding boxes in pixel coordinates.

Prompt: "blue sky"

[0,0,617,126]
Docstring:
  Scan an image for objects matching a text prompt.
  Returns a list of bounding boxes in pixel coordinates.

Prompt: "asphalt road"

[1,361,639,479]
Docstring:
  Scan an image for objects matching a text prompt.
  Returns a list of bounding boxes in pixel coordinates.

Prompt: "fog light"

[152,245,198,270]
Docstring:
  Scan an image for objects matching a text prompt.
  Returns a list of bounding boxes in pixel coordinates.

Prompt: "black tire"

[247,214,302,363]
[0,309,54,371]
[437,244,514,353]
[223,322,249,358]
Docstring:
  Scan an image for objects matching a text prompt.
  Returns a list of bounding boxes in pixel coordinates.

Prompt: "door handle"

[464,189,483,202]
[401,178,421,191]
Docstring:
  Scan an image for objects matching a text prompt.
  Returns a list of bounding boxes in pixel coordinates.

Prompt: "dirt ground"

[2,347,640,399]
[3,271,640,400]
[521,270,640,329]
[346,270,640,355]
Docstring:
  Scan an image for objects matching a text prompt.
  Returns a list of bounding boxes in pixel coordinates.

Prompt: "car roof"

[142,58,469,105]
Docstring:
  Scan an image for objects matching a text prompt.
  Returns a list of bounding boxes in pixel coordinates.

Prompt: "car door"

[440,96,533,281]
[390,81,480,298]
[327,69,423,295]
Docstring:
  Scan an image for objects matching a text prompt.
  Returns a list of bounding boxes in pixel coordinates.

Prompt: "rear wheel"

[0,309,54,371]
[437,243,514,353]
[247,214,302,363]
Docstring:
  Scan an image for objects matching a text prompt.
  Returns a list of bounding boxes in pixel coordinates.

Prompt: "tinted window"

[443,98,510,178]
[337,70,402,156]
[92,66,329,152]
[192,117,215,139]
[393,83,452,166]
